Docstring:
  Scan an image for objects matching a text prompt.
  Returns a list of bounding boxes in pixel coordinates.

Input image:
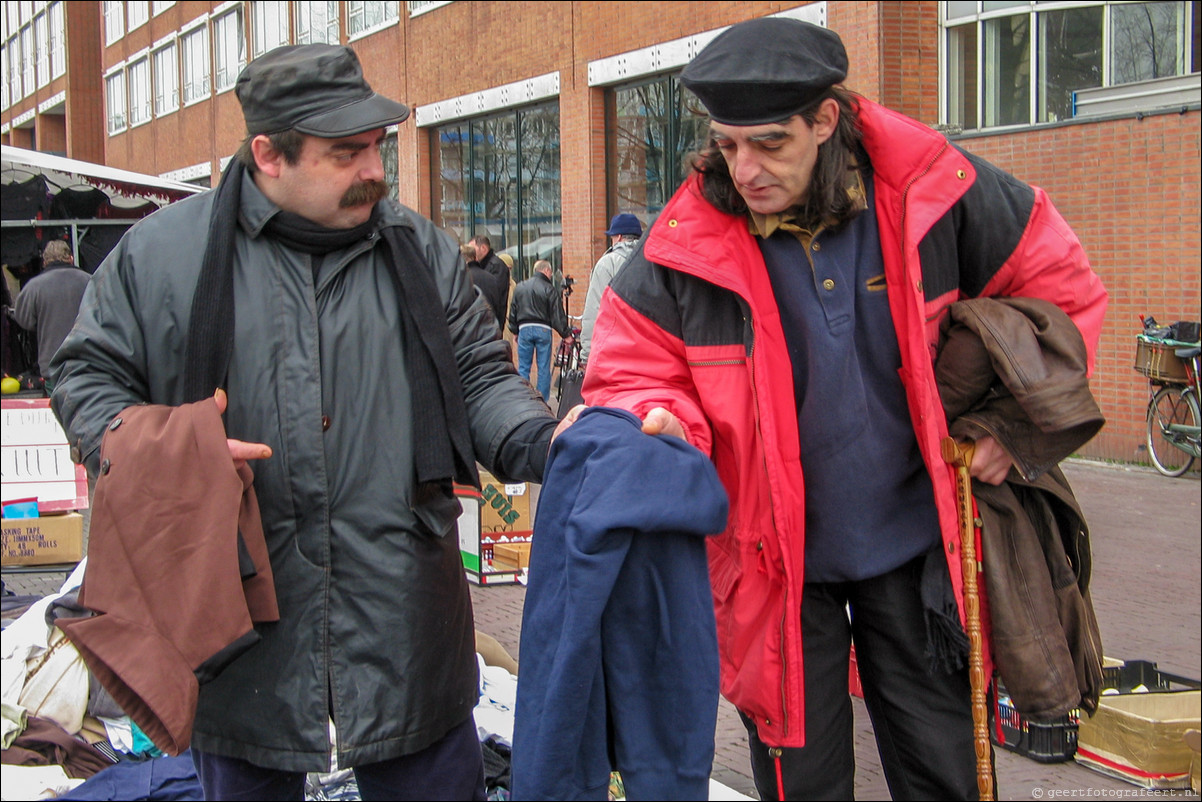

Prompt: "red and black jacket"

[583,97,1107,748]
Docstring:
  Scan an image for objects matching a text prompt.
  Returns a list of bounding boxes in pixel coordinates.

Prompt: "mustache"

[340,180,390,208]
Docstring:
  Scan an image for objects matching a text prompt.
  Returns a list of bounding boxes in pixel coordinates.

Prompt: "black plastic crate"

[1100,660,1201,694]
[991,684,1078,763]
[990,662,1202,764]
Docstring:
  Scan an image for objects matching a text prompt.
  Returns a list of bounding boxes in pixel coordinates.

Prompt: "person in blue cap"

[578,15,1107,801]
[579,212,643,365]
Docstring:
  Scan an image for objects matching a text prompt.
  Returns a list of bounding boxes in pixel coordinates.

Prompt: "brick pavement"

[470,459,1201,800]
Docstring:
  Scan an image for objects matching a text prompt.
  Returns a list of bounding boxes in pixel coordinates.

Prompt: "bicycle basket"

[1134,336,1190,383]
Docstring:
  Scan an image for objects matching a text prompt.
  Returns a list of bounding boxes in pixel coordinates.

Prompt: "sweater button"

[822,278,835,291]
[100,459,111,475]
[322,415,331,431]
[109,417,123,431]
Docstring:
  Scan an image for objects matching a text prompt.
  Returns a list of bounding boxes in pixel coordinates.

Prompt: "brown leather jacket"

[936,297,1105,720]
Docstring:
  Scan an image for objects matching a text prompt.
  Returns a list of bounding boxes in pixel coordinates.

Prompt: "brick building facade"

[4,1,1200,466]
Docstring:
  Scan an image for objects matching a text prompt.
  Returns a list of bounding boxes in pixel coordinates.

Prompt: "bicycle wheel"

[1145,385,1199,477]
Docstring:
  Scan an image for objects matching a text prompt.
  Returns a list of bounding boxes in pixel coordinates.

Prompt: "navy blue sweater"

[512,407,729,800]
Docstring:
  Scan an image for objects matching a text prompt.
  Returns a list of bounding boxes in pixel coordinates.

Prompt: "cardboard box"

[457,482,531,586]
[2,512,84,566]
[1076,690,1201,788]
[492,541,531,571]
[479,470,532,537]
[1187,729,1200,794]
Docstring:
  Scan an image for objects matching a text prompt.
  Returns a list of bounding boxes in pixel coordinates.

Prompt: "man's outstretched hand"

[214,389,273,466]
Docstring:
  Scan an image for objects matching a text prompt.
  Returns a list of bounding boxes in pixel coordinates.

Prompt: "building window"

[347,1,398,37]
[152,1,175,15]
[606,74,707,225]
[407,1,452,18]
[213,8,245,92]
[295,1,338,45]
[5,43,19,105]
[153,42,178,115]
[104,0,124,45]
[1111,1,1192,81]
[33,10,47,88]
[48,2,64,78]
[252,1,290,57]
[106,69,127,133]
[128,56,151,126]
[128,1,149,31]
[943,1,1199,130]
[431,102,561,281]
[20,25,33,95]
[2,46,10,110]
[181,24,209,105]
[380,131,399,200]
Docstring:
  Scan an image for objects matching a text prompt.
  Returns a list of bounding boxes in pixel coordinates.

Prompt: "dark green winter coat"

[50,170,554,771]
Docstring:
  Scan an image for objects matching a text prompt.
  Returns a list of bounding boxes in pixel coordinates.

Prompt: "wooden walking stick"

[941,436,995,801]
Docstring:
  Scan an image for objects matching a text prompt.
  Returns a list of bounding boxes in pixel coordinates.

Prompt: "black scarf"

[183,160,478,494]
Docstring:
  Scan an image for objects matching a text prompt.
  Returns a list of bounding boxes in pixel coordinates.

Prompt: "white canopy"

[1,145,204,208]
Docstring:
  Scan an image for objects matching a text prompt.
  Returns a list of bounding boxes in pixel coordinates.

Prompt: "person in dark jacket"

[50,44,564,801]
[579,17,1107,801]
[471,234,510,315]
[507,259,569,401]
[11,240,89,392]
[462,243,507,328]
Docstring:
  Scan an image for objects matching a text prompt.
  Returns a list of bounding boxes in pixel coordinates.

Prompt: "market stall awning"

[1,145,204,207]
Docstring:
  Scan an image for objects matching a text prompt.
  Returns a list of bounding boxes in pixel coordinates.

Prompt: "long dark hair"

[690,86,865,229]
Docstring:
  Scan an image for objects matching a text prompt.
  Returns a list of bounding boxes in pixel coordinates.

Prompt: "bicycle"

[554,315,583,404]
[1134,319,1201,477]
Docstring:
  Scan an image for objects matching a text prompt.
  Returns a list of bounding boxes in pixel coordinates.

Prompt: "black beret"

[680,17,848,126]
[236,44,409,137]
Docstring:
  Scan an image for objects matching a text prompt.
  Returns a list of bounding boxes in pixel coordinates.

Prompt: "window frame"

[104,0,124,45]
[105,65,127,134]
[180,21,209,107]
[294,0,339,45]
[940,0,1198,131]
[152,38,178,117]
[251,1,290,58]
[127,54,152,127]
[127,1,150,32]
[347,1,398,40]
[213,6,245,93]
[48,1,63,79]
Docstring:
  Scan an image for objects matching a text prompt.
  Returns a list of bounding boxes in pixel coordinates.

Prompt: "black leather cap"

[236,44,410,137]
[681,18,848,126]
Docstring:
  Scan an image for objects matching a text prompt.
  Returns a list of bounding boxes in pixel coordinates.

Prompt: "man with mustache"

[50,44,561,800]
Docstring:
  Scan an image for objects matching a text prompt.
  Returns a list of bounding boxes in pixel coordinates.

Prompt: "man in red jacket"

[580,17,1106,800]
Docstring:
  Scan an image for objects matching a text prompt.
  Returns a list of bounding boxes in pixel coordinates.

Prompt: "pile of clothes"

[2,564,520,801]
[2,563,202,800]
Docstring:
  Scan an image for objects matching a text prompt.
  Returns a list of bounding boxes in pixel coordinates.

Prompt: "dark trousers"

[191,716,486,801]
[741,555,979,801]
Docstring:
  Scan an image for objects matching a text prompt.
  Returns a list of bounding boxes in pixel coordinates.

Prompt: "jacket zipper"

[741,306,791,738]
[687,358,745,367]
